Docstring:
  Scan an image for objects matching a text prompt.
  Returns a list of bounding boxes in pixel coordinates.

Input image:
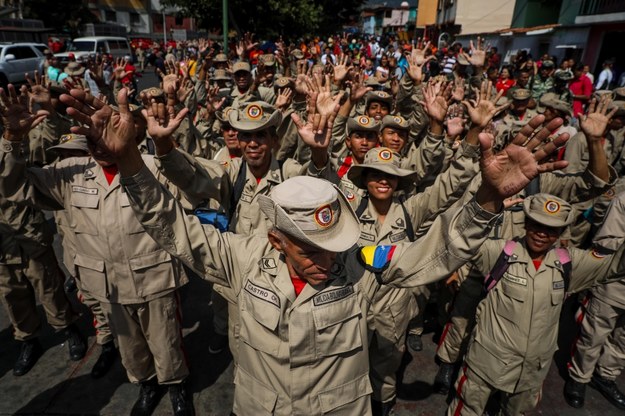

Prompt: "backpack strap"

[554,247,572,292]
[483,240,517,294]
[399,202,415,242]
[355,195,368,217]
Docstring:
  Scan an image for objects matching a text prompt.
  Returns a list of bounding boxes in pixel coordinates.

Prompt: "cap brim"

[523,199,575,227]
[49,142,90,153]
[228,110,282,133]
[258,186,360,253]
[347,163,418,191]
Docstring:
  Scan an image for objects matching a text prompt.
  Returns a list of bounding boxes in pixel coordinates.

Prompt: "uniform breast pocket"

[128,250,176,297]
[70,192,100,235]
[73,252,106,296]
[313,294,363,357]
[496,274,528,322]
[239,289,281,355]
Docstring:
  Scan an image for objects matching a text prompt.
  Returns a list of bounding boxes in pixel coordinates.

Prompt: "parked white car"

[55,36,133,65]
[0,43,47,87]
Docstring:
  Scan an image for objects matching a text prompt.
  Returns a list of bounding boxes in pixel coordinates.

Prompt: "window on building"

[104,10,116,22]
[130,13,141,25]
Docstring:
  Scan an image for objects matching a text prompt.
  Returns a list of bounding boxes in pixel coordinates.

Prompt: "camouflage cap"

[228,101,282,132]
[347,147,417,191]
[555,71,573,82]
[257,176,360,253]
[511,88,531,101]
[347,115,381,136]
[380,114,410,132]
[523,193,575,228]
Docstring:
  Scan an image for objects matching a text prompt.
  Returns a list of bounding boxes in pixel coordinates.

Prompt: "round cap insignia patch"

[544,200,560,214]
[358,116,370,126]
[246,105,263,119]
[378,149,392,161]
[314,205,334,227]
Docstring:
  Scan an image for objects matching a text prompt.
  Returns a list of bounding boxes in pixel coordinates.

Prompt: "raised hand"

[275,87,293,111]
[421,79,449,123]
[451,78,465,102]
[112,57,130,82]
[580,95,618,141]
[305,73,342,134]
[204,85,226,115]
[0,84,49,140]
[140,88,188,144]
[346,71,372,103]
[406,38,434,84]
[332,54,350,84]
[460,37,488,68]
[158,60,182,103]
[60,88,137,158]
[446,116,465,137]
[462,80,508,129]
[478,115,569,200]
[25,71,52,108]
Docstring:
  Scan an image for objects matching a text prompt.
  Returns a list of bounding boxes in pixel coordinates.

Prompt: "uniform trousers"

[0,247,75,341]
[77,286,113,345]
[569,294,625,383]
[101,292,188,384]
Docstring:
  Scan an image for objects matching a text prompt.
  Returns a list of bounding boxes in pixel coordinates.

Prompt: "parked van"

[55,36,132,65]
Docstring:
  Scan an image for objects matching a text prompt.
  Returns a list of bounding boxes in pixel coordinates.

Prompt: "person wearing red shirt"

[569,63,593,118]
[496,67,515,95]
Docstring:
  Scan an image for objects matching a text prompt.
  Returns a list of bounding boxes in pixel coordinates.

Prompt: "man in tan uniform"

[0,86,194,416]
[564,190,625,410]
[447,194,625,416]
[59,82,570,415]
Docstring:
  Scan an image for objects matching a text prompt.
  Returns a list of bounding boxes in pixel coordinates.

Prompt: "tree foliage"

[163,0,365,38]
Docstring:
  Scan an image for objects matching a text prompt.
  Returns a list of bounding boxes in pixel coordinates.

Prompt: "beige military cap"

[593,90,615,100]
[511,88,531,101]
[49,134,90,153]
[260,53,276,66]
[456,54,470,66]
[537,93,572,117]
[232,61,251,73]
[291,49,305,59]
[214,53,228,63]
[228,101,282,132]
[365,90,393,107]
[347,115,381,135]
[614,87,625,100]
[257,176,360,252]
[380,114,410,131]
[611,100,625,117]
[364,77,383,88]
[523,194,575,228]
[215,106,234,123]
[273,77,294,90]
[348,147,417,191]
[211,69,230,81]
[64,61,85,77]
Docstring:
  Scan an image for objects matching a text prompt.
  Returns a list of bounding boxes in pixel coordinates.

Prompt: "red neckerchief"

[102,165,119,185]
[532,259,542,271]
[337,155,353,178]
[290,275,307,296]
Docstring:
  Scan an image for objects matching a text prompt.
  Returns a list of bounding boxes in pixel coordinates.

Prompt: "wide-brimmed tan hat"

[214,53,228,63]
[259,53,276,66]
[215,106,235,123]
[614,87,625,100]
[511,88,531,101]
[347,115,380,136]
[257,176,360,252]
[64,61,85,77]
[347,147,417,191]
[232,61,251,73]
[537,93,572,117]
[523,194,575,228]
[211,69,230,81]
[49,134,90,153]
[140,87,164,100]
[365,90,393,108]
[274,77,294,90]
[611,100,625,117]
[291,49,305,59]
[380,114,410,131]
[228,101,282,132]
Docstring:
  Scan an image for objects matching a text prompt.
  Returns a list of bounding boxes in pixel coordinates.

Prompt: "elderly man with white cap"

[51,83,574,415]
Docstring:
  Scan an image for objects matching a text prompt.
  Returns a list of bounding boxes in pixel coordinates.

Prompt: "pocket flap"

[234,366,278,413]
[128,250,172,271]
[71,191,100,209]
[318,372,372,413]
[74,253,105,272]
[312,291,360,330]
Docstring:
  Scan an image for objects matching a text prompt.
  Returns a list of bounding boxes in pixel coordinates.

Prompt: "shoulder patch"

[260,258,277,270]
[360,245,396,272]
[590,249,607,260]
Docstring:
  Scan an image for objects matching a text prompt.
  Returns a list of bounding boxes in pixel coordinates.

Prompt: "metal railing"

[579,0,625,16]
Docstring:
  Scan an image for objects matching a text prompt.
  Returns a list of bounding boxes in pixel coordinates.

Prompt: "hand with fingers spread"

[580,95,617,141]
[347,72,372,103]
[275,87,293,111]
[204,85,226,116]
[446,116,465,137]
[140,90,188,155]
[451,78,465,102]
[462,80,508,129]
[305,73,342,135]
[159,60,182,100]
[421,80,450,124]
[332,54,350,85]
[460,37,488,68]
[177,78,193,104]
[0,84,49,140]
[406,38,434,84]
[112,57,131,82]
[60,88,137,160]
[25,71,53,110]
[476,115,570,208]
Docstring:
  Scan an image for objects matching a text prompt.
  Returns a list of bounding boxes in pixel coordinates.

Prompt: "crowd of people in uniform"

[1,31,625,416]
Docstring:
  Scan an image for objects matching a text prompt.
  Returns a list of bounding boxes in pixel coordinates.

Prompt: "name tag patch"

[313,285,354,306]
[553,280,565,290]
[72,186,98,195]
[360,232,375,242]
[239,192,253,203]
[390,231,407,243]
[244,281,280,308]
[504,274,527,286]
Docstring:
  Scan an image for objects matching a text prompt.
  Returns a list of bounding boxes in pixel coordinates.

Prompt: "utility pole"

[222,0,228,53]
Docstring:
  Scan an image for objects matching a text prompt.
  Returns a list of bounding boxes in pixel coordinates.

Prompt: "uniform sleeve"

[401,129,445,184]
[539,164,616,204]
[568,244,625,292]
[593,192,625,252]
[562,132,588,173]
[364,198,502,288]
[0,138,66,210]
[121,164,252,293]
[154,147,231,206]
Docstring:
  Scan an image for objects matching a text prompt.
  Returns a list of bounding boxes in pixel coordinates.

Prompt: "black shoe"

[64,323,87,361]
[169,382,195,416]
[208,333,229,354]
[91,341,118,379]
[563,378,586,408]
[434,362,455,395]
[371,398,395,416]
[64,275,77,293]
[131,379,164,416]
[406,333,423,352]
[590,373,625,410]
[13,339,43,376]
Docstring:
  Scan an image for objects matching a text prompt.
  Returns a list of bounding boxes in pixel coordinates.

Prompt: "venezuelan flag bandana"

[360,245,397,273]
